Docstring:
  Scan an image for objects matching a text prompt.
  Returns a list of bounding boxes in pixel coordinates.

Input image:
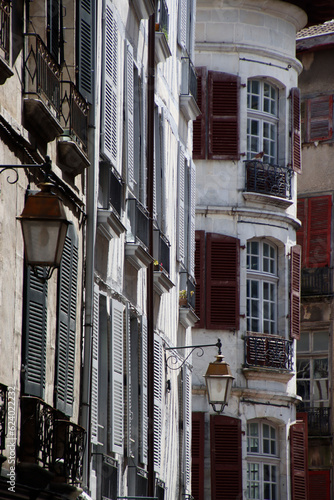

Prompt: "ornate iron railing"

[301,267,333,297]
[0,0,10,61]
[20,396,85,485]
[181,57,197,100]
[24,33,61,118]
[244,160,292,199]
[298,406,330,436]
[127,198,150,248]
[153,229,170,275]
[0,384,7,451]
[60,81,89,149]
[245,335,293,371]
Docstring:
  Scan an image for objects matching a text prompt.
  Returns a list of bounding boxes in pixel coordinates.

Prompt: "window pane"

[297,358,310,378]
[297,332,309,352]
[247,463,260,500]
[313,358,328,379]
[297,380,310,401]
[313,332,329,352]
[314,379,329,402]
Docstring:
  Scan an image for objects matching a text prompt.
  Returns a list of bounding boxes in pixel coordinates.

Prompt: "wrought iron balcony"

[245,335,293,371]
[20,396,85,486]
[0,1,10,62]
[127,198,150,249]
[244,160,292,200]
[155,0,168,35]
[298,406,330,437]
[153,229,170,275]
[301,267,333,297]
[181,57,197,100]
[60,81,89,149]
[0,384,7,452]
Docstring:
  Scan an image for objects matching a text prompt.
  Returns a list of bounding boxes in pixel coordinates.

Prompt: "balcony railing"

[60,81,89,149]
[153,229,170,275]
[24,33,61,118]
[245,335,293,371]
[155,0,168,35]
[244,160,292,199]
[297,406,330,436]
[0,0,10,61]
[0,384,7,451]
[127,198,150,248]
[301,267,333,297]
[181,57,197,100]
[109,167,123,216]
[179,272,196,309]
[20,396,85,486]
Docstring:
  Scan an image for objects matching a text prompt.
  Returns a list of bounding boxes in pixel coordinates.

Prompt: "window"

[297,330,329,408]
[247,80,278,163]
[247,421,279,500]
[247,240,277,334]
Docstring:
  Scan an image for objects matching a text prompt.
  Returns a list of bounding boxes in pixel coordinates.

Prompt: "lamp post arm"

[0,156,52,184]
[165,339,222,370]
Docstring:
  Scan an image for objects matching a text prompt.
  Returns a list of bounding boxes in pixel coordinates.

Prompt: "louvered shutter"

[140,67,147,203]
[140,315,148,465]
[309,471,330,500]
[290,245,301,340]
[178,0,187,49]
[178,146,186,263]
[206,233,240,330]
[153,334,163,474]
[125,41,135,187]
[183,365,191,492]
[189,160,196,277]
[23,268,48,398]
[191,412,204,500]
[208,72,240,160]
[291,87,302,173]
[124,304,132,457]
[194,230,205,328]
[290,420,309,500]
[55,224,78,417]
[91,285,99,445]
[307,195,332,267]
[296,198,307,267]
[308,95,333,142]
[110,298,124,454]
[102,1,122,172]
[47,0,60,62]
[193,67,206,159]
[210,415,242,499]
[77,0,95,103]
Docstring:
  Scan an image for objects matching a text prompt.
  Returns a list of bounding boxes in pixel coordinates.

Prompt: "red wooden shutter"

[194,230,206,328]
[193,67,206,159]
[290,245,301,340]
[290,420,309,500]
[307,195,332,268]
[296,198,307,268]
[291,87,302,173]
[309,471,330,500]
[206,233,240,330]
[192,412,205,500]
[309,95,333,142]
[210,415,242,500]
[208,72,240,160]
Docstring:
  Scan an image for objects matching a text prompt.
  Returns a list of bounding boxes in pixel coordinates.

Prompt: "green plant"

[179,289,187,299]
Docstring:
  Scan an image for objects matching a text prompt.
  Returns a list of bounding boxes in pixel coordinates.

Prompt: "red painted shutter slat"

[290,420,309,500]
[309,471,330,500]
[210,415,242,500]
[309,95,333,142]
[296,198,307,268]
[206,233,240,330]
[192,412,205,500]
[193,67,206,159]
[194,230,205,328]
[208,72,240,160]
[290,245,301,340]
[307,195,332,268]
[291,87,302,173]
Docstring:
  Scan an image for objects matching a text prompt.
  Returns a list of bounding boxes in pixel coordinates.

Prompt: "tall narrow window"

[247,80,278,163]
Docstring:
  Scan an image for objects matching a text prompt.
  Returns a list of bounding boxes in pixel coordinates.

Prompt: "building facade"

[191,1,334,500]
[296,20,334,500]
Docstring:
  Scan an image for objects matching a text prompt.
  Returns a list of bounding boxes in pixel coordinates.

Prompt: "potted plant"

[179,289,187,307]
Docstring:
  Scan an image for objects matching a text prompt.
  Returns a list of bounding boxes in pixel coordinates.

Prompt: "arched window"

[247,80,278,163]
[247,240,278,334]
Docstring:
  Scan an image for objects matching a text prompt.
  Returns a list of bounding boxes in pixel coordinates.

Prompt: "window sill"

[179,306,199,328]
[125,242,153,270]
[242,366,294,383]
[97,208,126,240]
[243,192,293,209]
[155,32,171,64]
[153,270,174,296]
[179,94,201,121]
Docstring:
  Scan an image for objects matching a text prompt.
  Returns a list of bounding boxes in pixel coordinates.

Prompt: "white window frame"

[247,421,279,500]
[247,80,279,163]
[247,240,278,335]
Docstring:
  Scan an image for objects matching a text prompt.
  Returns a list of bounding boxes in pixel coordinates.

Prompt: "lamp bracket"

[31,265,58,284]
[165,339,222,371]
[0,157,52,184]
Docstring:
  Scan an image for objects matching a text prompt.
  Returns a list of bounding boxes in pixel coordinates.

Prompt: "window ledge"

[131,0,154,19]
[179,94,201,121]
[243,192,293,209]
[0,57,13,84]
[153,270,174,295]
[179,306,199,328]
[97,209,126,240]
[23,97,63,143]
[125,242,153,270]
[155,32,171,64]
[242,366,294,383]
[57,136,90,176]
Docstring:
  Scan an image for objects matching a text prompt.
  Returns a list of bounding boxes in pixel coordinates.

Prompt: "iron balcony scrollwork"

[244,160,292,199]
[245,335,293,371]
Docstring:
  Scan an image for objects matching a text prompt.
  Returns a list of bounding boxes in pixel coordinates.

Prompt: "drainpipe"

[147,10,155,499]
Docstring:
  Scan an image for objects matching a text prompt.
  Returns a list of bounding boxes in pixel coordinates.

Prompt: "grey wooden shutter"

[101,1,122,172]
[189,160,196,277]
[183,365,192,492]
[125,41,135,187]
[177,145,186,263]
[91,285,100,445]
[47,0,60,62]
[55,223,78,417]
[23,267,48,398]
[140,315,148,465]
[77,0,95,103]
[153,334,163,474]
[110,298,124,454]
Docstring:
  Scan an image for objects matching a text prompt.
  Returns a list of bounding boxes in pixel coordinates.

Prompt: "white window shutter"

[125,41,135,187]
[140,69,147,203]
[178,0,187,49]
[140,315,148,465]
[110,298,125,454]
[189,160,196,277]
[102,1,122,172]
[183,365,192,491]
[91,285,100,445]
[177,146,185,263]
[124,304,133,457]
[153,334,163,474]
